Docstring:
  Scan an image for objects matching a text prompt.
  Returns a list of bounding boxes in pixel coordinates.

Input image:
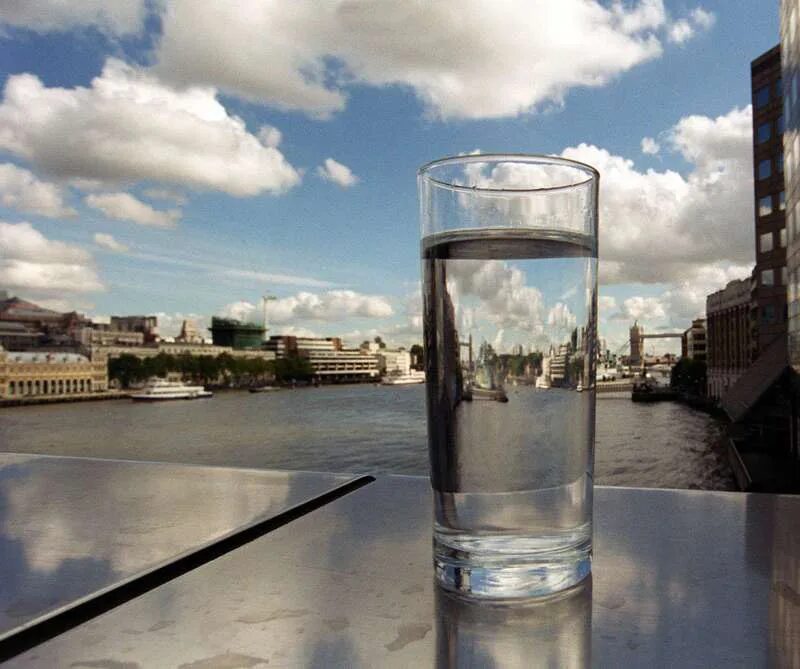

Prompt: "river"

[0,385,735,490]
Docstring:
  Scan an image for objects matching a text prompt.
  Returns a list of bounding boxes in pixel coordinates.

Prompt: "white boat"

[381,371,425,385]
[131,378,213,401]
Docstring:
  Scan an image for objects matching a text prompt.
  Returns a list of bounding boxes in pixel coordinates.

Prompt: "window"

[762,304,776,324]
[757,122,771,143]
[780,191,786,211]
[762,269,775,286]
[776,77,783,97]
[758,159,771,180]
[778,115,785,134]
[755,86,770,109]
[781,226,787,248]
[778,151,784,174]
[782,266,788,287]
[760,232,774,253]
[759,195,773,216]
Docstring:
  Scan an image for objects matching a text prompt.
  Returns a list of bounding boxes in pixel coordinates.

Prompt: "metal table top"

[0,453,361,645]
[9,474,799,667]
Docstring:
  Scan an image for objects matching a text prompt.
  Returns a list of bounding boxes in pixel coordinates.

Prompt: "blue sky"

[0,1,781,353]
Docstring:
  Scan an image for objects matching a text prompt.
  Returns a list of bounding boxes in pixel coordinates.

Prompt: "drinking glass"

[418,154,599,599]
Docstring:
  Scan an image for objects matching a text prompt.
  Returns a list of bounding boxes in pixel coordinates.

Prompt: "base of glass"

[434,533,591,601]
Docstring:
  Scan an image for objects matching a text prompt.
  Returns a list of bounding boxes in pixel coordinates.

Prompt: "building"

[707,279,752,399]
[209,317,265,349]
[681,319,707,363]
[0,296,91,348]
[93,342,275,362]
[109,316,159,343]
[752,46,787,354]
[175,320,205,344]
[629,322,643,364]
[77,327,145,348]
[0,347,108,399]
[549,344,569,387]
[266,335,378,382]
[783,0,800,469]
[360,341,411,375]
[0,321,43,351]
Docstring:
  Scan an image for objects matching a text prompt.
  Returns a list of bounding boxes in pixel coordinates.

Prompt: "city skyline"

[0,1,780,353]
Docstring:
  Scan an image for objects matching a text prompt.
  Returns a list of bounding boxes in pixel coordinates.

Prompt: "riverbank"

[0,391,130,408]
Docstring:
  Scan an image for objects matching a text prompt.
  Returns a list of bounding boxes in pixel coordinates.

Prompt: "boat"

[249,386,281,393]
[131,378,213,401]
[381,371,425,385]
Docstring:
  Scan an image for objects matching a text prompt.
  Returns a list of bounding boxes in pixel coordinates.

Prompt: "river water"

[0,385,735,490]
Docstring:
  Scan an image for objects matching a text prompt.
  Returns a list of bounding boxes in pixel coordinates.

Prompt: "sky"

[0,1,781,354]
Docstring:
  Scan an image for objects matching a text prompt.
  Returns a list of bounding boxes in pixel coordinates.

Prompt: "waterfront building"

[681,319,707,363]
[302,348,380,382]
[0,347,108,398]
[175,320,205,344]
[549,344,569,387]
[78,327,145,348]
[93,342,275,362]
[0,321,43,351]
[707,279,752,400]
[210,317,265,349]
[360,340,411,375]
[109,316,159,343]
[0,295,91,349]
[752,46,787,355]
[265,335,342,356]
[629,322,643,364]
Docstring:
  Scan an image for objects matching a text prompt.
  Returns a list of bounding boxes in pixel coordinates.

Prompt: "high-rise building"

[681,319,707,363]
[751,46,787,354]
[782,0,800,466]
[209,317,265,349]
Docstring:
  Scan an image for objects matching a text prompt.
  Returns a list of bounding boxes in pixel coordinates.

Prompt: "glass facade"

[785,0,800,371]
[759,159,772,180]
[756,85,771,108]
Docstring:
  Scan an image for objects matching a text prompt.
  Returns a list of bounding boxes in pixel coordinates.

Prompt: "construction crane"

[261,294,276,342]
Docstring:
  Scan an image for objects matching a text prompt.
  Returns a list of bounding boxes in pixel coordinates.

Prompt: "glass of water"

[418,154,599,600]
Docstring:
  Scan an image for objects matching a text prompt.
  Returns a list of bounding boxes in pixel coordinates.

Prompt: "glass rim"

[417,153,599,194]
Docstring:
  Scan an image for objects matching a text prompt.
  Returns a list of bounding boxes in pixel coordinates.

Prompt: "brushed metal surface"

[8,475,800,668]
[0,453,358,642]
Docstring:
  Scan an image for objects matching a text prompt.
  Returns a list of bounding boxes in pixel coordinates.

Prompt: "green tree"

[273,355,314,383]
[108,354,144,388]
[670,358,707,395]
[409,344,424,371]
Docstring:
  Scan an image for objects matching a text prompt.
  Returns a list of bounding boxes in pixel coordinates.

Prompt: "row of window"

[758,190,786,216]
[757,116,784,144]
[761,266,788,287]
[6,378,94,396]
[759,227,787,253]
[755,77,783,110]
[757,153,784,180]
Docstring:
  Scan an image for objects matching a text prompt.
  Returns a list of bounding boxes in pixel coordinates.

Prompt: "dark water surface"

[0,385,734,490]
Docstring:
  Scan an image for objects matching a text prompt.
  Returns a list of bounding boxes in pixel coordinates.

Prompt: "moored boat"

[131,378,212,401]
[381,371,425,385]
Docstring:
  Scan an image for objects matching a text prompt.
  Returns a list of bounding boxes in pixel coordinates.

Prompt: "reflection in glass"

[436,579,592,668]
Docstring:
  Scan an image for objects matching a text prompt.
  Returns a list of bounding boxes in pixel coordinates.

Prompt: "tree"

[273,355,314,383]
[108,354,144,388]
[670,358,707,395]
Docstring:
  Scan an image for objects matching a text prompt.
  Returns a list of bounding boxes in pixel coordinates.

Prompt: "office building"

[707,279,752,399]
[785,2,800,369]
[209,317,265,349]
[752,46,787,354]
[110,316,159,343]
[681,319,707,363]
[0,348,108,398]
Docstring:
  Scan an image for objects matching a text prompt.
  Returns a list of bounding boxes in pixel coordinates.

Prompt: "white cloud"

[93,233,128,253]
[613,296,667,321]
[266,290,394,323]
[690,7,715,30]
[223,268,335,289]
[153,0,669,120]
[219,300,258,322]
[598,295,618,319]
[0,59,301,197]
[560,105,753,285]
[0,163,75,218]
[0,0,146,35]
[667,7,715,45]
[86,192,181,228]
[317,158,359,188]
[257,125,283,148]
[547,302,577,330]
[142,188,188,206]
[640,137,660,155]
[0,221,103,294]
